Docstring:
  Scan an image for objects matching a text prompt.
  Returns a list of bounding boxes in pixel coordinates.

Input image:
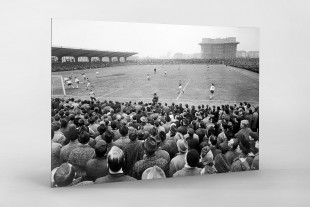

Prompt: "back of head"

[107,146,124,172]
[95,140,107,158]
[186,149,200,168]
[119,125,128,136]
[111,121,117,129]
[53,163,76,187]
[128,127,137,141]
[78,131,90,144]
[60,119,68,128]
[104,130,114,143]
[67,125,79,141]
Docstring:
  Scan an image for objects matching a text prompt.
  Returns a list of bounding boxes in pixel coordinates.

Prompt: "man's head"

[177,139,188,154]
[95,140,107,158]
[144,136,157,155]
[97,124,107,135]
[240,120,249,129]
[78,131,90,144]
[52,121,61,132]
[119,125,128,137]
[186,149,200,168]
[67,125,79,141]
[107,146,125,173]
[104,130,114,143]
[128,127,137,141]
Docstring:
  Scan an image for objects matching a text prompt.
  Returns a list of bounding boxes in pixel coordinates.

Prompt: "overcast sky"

[52,19,259,58]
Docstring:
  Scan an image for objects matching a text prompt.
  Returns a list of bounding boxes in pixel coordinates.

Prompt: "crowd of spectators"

[52,58,259,73]
[51,97,259,187]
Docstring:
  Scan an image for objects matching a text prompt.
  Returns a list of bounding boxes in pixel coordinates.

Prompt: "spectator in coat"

[95,146,136,184]
[68,131,95,178]
[169,139,188,176]
[52,121,66,146]
[133,136,169,180]
[86,140,109,181]
[173,149,202,177]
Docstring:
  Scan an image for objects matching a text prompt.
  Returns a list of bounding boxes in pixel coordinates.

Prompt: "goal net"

[51,75,66,97]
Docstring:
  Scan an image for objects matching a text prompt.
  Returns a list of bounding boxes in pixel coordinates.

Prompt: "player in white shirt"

[178,80,184,94]
[74,77,80,88]
[210,83,215,100]
[96,71,99,78]
[164,70,167,76]
[89,90,96,101]
[67,79,75,89]
[82,73,86,81]
[147,74,150,81]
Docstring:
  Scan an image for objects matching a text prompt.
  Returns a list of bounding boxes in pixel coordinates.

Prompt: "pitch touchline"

[176,79,190,101]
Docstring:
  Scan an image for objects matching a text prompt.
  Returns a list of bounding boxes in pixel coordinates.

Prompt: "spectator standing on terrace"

[133,136,169,179]
[114,125,130,150]
[210,83,215,100]
[173,149,202,177]
[153,93,159,105]
[52,121,66,146]
[60,126,81,163]
[169,139,188,176]
[86,140,109,181]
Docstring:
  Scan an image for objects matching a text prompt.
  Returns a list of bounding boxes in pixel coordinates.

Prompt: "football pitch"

[52,64,259,107]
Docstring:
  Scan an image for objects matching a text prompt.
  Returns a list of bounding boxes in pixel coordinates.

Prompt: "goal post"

[51,75,66,97]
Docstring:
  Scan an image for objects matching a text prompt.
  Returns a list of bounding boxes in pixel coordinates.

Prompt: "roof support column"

[117,57,120,62]
[124,57,127,62]
[58,56,62,63]
[88,57,92,63]
[109,57,112,62]
[75,57,79,62]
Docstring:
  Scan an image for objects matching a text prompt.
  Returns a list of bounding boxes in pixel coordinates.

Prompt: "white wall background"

[0,0,309,206]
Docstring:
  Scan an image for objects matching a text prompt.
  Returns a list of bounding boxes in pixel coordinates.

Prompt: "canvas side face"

[51,19,259,187]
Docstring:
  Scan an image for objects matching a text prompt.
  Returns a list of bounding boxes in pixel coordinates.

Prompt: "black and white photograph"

[51,19,259,187]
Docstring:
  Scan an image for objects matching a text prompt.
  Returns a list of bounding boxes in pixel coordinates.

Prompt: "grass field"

[52,64,259,107]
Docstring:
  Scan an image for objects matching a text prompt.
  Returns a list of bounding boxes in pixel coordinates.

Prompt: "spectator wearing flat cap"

[86,140,109,181]
[235,119,252,143]
[95,146,136,184]
[60,125,81,163]
[173,149,202,177]
[200,147,217,175]
[169,139,188,177]
[142,165,166,180]
[123,127,144,176]
[133,136,169,180]
[52,121,66,146]
[114,125,130,150]
[52,163,76,187]
[68,131,95,178]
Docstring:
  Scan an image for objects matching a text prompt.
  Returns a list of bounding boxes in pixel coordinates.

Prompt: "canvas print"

[51,19,259,187]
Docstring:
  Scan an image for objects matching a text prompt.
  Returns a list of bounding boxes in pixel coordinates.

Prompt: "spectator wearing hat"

[60,119,70,145]
[52,163,76,187]
[133,136,169,180]
[52,121,66,146]
[142,166,166,180]
[123,127,144,176]
[114,125,130,150]
[68,131,95,178]
[173,149,202,177]
[51,129,62,170]
[60,126,81,163]
[111,121,121,141]
[169,139,188,176]
[95,146,136,184]
[165,124,179,158]
[86,140,109,181]
[224,138,240,165]
[184,128,200,153]
[200,147,217,175]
